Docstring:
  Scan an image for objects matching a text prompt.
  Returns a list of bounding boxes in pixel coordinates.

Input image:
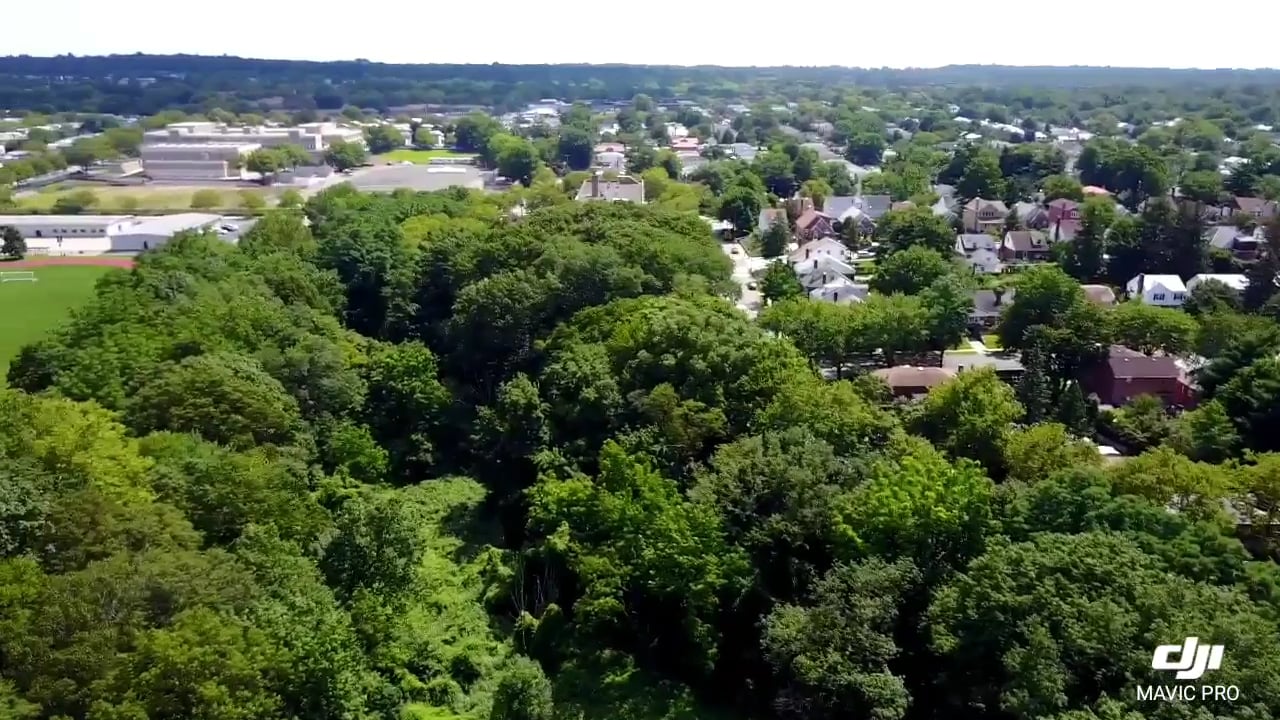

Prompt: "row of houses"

[873,343,1197,410]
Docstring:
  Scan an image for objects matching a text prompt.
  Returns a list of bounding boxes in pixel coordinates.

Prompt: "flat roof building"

[0,213,225,254]
[141,121,364,181]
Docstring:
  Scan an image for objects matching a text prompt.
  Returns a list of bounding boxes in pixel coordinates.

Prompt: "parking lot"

[346,164,485,193]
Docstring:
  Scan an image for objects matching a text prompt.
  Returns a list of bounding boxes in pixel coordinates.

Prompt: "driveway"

[722,242,763,318]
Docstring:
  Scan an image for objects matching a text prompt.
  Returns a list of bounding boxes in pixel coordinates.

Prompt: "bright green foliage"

[4,180,1280,720]
[527,442,749,679]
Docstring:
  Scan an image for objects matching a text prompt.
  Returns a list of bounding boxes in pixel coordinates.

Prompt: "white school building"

[0,213,224,254]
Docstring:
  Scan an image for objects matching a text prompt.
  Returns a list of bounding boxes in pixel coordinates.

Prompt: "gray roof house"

[970,288,1017,326]
[852,195,893,220]
[1013,201,1050,229]
[729,143,759,161]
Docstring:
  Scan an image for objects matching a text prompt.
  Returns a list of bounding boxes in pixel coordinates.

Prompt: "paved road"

[216,216,260,244]
[722,242,763,318]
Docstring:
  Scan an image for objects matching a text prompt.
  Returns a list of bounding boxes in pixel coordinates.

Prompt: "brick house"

[1086,345,1198,407]
[872,366,957,398]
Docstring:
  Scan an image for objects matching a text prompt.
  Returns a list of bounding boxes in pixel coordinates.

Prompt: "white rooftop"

[143,142,261,150]
[0,214,135,226]
[124,213,223,235]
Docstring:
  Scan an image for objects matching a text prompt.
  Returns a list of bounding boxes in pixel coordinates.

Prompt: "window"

[1173,292,1185,300]
[1152,293,1166,300]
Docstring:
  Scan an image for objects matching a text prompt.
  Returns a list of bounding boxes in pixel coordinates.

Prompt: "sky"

[7,0,1280,70]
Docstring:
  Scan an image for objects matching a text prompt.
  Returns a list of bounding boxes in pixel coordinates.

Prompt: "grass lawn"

[377,148,478,164]
[19,184,277,211]
[0,265,114,372]
[982,334,1003,350]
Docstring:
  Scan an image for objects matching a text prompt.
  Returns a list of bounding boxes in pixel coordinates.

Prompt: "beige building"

[576,171,645,203]
[141,121,365,181]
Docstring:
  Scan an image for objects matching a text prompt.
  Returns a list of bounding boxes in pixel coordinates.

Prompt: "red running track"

[0,256,135,269]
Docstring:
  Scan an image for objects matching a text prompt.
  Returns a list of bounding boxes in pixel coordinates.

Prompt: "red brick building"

[1086,346,1198,407]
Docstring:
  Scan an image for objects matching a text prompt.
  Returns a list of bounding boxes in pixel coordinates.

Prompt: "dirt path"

[1,256,135,269]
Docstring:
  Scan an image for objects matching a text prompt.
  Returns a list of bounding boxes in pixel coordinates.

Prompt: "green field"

[0,265,114,372]
[377,148,477,164]
[19,184,278,211]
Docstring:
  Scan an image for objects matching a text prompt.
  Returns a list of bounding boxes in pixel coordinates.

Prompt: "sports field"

[0,262,123,372]
[376,149,478,164]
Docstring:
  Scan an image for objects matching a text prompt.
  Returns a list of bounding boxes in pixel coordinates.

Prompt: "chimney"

[591,171,601,198]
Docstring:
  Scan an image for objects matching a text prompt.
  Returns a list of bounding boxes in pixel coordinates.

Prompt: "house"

[1125,274,1187,307]
[794,210,836,241]
[576,171,645,203]
[789,237,849,263]
[932,195,958,220]
[822,196,877,235]
[809,277,869,305]
[1012,201,1050,229]
[872,366,958,398]
[1002,230,1053,263]
[956,233,1004,274]
[759,208,787,233]
[794,255,858,288]
[962,198,1009,233]
[1207,225,1262,261]
[594,150,626,171]
[729,143,759,161]
[1046,198,1083,241]
[851,195,893,221]
[1186,273,1248,293]
[670,137,701,152]
[1081,284,1118,306]
[943,352,1026,384]
[969,288,1016,328]
[1228,196,1279,221]
[1087,345,1198,408]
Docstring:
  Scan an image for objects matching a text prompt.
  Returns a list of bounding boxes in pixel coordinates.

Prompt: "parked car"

[747,282,758,290]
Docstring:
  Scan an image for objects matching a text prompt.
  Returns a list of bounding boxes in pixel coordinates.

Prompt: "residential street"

[722,242,765,318]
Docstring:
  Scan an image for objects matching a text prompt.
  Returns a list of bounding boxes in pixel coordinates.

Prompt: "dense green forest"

[4,53,1280,118]
[5,186,1280,720]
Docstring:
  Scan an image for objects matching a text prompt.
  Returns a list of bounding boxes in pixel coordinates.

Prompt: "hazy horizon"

[9,0,1280,70]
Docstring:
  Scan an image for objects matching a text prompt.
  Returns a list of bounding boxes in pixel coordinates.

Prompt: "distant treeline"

[2,53,1280,116]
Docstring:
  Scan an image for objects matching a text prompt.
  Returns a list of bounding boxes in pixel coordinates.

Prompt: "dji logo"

[1151,637,1225,680]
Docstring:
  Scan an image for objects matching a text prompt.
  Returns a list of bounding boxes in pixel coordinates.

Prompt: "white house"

[955,233,1003,274]
[809,278,869,305]
[1126,274,1187,307]
[1185,273,1248,293]
[793,254,857,282]
[789,237,849,264]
